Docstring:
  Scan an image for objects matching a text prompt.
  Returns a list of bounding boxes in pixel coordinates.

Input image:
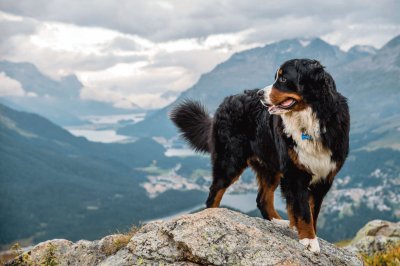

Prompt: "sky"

[0,0,399,109]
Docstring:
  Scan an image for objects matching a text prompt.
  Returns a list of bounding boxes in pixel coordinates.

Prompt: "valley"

[1,35,399,248]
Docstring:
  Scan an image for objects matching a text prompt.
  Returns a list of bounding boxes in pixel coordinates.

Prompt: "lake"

[149,191,286,222]
[67,128,130,143]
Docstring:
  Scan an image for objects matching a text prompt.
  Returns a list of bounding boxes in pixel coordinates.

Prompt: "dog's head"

[259,59,337,115]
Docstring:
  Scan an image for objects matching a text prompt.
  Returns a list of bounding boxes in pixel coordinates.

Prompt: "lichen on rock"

[5,208,362,266]
[346,219,400,256]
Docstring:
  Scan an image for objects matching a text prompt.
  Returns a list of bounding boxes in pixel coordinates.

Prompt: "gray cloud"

[1,0,399,43]
[0,1,399,109]
[107,37,144,52]
[0,72,25,96]
[0,14,38,42]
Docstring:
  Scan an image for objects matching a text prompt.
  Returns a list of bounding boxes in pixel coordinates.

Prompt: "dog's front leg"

[280,168,320,253]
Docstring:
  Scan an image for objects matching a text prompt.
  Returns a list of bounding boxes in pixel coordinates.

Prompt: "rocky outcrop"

[346,219,400,256]
[6,208,362,265]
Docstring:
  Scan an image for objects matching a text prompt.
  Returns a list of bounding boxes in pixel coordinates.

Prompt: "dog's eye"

[279,76,287,83]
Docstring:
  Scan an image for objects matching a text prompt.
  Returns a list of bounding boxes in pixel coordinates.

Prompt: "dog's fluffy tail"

[169,100,211,153]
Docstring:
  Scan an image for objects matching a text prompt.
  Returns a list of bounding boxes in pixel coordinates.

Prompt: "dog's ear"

[303,59,324,77]
[295,59,323,84]
[301,60,339,126]
[309,59,324,71]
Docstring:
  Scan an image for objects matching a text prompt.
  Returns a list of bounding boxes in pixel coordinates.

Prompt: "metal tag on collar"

[301,132,312,140]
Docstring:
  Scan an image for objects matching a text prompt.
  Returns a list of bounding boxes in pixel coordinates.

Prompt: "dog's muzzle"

[258,85,272,107]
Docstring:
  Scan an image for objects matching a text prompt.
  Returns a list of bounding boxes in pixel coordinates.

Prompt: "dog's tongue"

[268,99,295,113]
[280,98,295,107]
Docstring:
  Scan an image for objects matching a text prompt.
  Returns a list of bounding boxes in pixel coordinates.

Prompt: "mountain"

[117,35,400,242]
[0,61,141,126]
[2,35,399,248]
[117,38,350,137]
[118,36,399,151]
[347,45,377,61]
[0,103,208,246]
[0,61,80,99]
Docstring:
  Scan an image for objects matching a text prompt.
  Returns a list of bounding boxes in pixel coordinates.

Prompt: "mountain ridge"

[117,35,400,147]
[0,60,142,126]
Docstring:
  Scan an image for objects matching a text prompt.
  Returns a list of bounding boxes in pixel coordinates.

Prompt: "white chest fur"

[281,107,336,184]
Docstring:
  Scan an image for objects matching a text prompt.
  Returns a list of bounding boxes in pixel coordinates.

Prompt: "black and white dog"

[170,58,350,252]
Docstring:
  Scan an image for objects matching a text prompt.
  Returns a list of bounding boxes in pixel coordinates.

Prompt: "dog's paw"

[271,218,290,227]
[299,238,320,253]
[271,219,297,232]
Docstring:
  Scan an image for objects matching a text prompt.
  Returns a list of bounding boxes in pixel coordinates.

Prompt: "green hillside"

[0,104,208,246]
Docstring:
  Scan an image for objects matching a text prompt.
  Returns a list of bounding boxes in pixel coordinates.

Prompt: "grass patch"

[41,243,58,266]
[361,242,400,266]
[103,225,140,256]
[3,243,33,266]
[335,239,352,248]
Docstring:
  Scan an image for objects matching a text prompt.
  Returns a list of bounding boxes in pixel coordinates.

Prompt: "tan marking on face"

[278,69,283,75]
[269,87,304,110]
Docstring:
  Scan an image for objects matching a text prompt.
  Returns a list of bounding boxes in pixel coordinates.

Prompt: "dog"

[170,58,350,252]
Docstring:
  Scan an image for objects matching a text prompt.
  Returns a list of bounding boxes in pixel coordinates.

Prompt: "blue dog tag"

[301,133,312,140]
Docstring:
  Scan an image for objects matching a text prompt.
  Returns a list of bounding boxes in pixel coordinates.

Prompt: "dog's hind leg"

[206,159,246,208]
[256,172,282,220]
[249,159,282,220]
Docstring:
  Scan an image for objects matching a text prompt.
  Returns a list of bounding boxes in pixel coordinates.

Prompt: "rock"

[346,219,400,256]
[6,208,362,266]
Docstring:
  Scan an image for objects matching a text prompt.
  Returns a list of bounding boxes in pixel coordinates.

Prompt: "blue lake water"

[150,191,286,222]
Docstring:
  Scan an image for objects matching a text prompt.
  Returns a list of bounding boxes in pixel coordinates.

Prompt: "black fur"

[170,58,350,237]
[170,100,212,153]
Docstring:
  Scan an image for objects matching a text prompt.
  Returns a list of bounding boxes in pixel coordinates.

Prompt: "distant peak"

[0,60,40,72]
[299,38,312,47]
[277,37,334,50]
[308,38,331,47]
[348,45,377,55]
[382,34,400,50]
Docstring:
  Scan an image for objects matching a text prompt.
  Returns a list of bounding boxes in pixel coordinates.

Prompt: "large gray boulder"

[346,219,400,256]
[6,208,362,265]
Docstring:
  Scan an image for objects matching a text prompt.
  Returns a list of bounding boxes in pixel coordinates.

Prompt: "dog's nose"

[257,89,264,98]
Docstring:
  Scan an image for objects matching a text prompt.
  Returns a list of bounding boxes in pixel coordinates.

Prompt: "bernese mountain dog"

[170,58,350,253]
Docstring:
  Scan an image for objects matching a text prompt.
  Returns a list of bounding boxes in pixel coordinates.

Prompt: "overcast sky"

[0,0,399,109]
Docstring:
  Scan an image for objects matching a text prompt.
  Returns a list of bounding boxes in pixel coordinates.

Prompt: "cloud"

[80,84,175,110]
[78,62,196,109]
[80,85,137,109]
[128,93,175,109]
[0,1,399,108]
[0,20,151,78]
[0,11,38,42]
[322,23,400,50]
[0,72,26,96]
[1,0,399,43]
